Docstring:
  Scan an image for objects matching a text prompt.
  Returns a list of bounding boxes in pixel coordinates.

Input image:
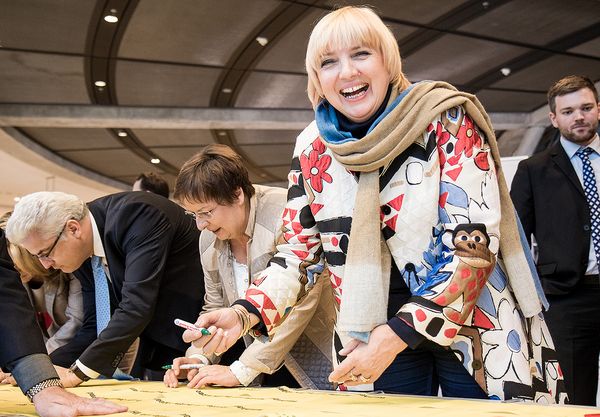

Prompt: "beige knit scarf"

[321,81,542,340]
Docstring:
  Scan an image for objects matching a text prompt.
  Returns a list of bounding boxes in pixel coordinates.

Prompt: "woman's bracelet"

[231,305,252,338]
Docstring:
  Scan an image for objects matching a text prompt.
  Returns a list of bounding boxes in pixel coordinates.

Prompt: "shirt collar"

[561,133,600,159]
[89,212,106,258]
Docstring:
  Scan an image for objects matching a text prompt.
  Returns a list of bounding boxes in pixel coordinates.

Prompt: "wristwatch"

[68,363,91,382]
[25,378,63,402]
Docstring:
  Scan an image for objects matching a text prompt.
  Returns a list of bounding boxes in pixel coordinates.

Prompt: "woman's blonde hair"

[305,5,411,108]
[0,211,62,284]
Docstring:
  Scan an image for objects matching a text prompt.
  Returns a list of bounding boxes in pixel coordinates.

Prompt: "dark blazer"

[50,192,204,376]
[511,141,591,295]
[0,229,47,367]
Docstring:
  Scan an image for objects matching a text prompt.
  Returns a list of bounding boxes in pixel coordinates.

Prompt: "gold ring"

[348,371,358,382]
[359,375,371,383]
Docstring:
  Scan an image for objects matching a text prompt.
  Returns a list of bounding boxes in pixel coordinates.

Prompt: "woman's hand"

[329,324,407,386]
[163,357,204,388]
[186,365,241,388]
[182,307,250,356]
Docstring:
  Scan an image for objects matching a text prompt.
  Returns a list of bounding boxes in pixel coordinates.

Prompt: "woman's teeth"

[340,84,368,98]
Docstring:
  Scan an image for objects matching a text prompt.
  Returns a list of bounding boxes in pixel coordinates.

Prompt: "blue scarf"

[315,83,416,144]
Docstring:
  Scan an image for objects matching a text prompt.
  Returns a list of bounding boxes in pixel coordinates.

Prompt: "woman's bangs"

[313,16,379,66]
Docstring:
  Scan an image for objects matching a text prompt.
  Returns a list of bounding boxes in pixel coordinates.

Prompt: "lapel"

[550,141,585,198]
[216,242,236,305]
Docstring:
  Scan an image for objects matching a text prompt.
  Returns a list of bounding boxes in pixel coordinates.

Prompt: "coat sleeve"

[0,229,57,394]
[243,136,327,336]
[510,159,535,245]
[239,272,326,374]
[395,108,502,346]
[0,230,48,365]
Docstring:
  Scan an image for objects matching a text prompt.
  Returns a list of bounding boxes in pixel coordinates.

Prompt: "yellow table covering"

[0,380,597,417]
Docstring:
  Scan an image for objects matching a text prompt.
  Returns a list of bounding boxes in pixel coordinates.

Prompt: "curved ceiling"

[0,0,599,192]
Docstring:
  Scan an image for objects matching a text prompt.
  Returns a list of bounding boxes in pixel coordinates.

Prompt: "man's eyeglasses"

[184,207,216,222]
[36,224,66,261]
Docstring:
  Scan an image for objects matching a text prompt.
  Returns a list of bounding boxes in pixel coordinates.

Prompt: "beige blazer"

[25,274,84,353]
[197,185,335,389]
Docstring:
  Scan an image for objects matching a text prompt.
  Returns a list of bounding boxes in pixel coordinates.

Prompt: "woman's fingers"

[201,328,225,355]
[338,338,361,356]
[163,370,178,388]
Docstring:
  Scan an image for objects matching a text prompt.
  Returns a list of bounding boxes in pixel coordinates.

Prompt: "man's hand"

[54,366,83,388]
[183,307,251,356]
[329,324,407,386]
[33,385,127,417]
[186,365,241,389]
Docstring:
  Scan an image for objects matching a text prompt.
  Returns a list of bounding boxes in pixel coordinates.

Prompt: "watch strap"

[25,378,63,402]
[69,363,90,382]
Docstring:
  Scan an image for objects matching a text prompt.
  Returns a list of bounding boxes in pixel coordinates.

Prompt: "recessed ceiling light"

[94,80,107,87]
[117,131,128,137]
[217,131,227,136]
[150,158,161,164]
[256,36,269,47]
[104,15,118,23]
[500,67,511,76]
[222,88,232,94]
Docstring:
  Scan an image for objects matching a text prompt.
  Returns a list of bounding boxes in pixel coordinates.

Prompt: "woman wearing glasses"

[164,144,334,389]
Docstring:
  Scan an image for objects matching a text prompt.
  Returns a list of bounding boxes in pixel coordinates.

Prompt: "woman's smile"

[317,45,390,123]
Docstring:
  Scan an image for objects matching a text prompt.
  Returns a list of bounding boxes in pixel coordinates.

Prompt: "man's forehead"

[21,232,51,252]
[555,88,597,108]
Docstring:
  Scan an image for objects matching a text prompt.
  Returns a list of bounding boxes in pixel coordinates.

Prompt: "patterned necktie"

[92,256,111,334]
[576,147,600,262]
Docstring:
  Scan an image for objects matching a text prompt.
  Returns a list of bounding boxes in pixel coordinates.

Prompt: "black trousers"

[544,276,600,406]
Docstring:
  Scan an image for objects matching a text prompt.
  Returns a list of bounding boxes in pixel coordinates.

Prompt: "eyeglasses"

[184,207,216,222]
[36,224,66,261]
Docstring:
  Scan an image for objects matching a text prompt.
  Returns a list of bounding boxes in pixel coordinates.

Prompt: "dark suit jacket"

[50,192,204,376]
[0,229,62,396]
[511,141,591,295]
[0,229,47,367]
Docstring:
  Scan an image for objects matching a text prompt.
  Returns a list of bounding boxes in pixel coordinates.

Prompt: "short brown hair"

[174,144,255,205]
[547,75,598,113]
[135,172,170,198]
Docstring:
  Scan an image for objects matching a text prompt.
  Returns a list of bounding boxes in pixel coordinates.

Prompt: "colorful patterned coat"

[246,106,566,403]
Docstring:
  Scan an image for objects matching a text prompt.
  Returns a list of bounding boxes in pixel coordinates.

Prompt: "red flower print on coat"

[301,138,333,193]
[447,116,482,166]
[433,122,452,170]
